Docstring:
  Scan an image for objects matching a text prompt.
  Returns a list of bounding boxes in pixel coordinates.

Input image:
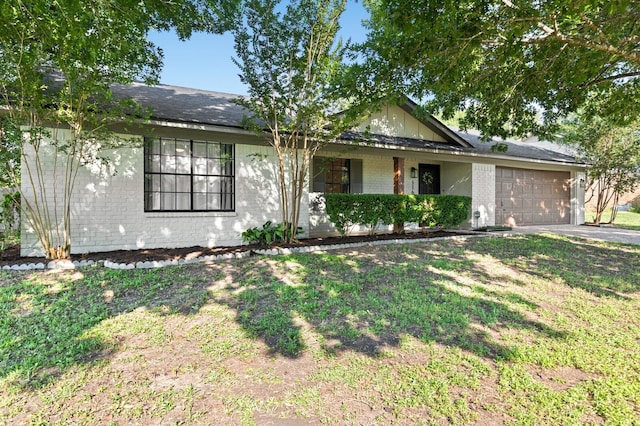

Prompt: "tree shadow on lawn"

[2,234,635,389]
[0,266,223,389]
[214,241,567,359]
[469,234,640,299]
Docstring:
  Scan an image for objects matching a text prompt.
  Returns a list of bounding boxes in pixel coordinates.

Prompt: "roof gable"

[355,100,472,148]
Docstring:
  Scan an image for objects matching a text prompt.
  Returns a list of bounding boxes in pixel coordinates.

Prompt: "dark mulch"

[0,230,474,266]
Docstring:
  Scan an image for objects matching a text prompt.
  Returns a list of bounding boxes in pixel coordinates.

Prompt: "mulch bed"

[0,230,474,266]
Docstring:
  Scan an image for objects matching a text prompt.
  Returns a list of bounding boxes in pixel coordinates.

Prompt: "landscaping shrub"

[0,192,20,254]
[0,191,20,233]
[324,193,471,235]
[241,221,303,246]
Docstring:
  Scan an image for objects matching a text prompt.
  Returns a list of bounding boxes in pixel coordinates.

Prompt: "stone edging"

[1,232,501,271]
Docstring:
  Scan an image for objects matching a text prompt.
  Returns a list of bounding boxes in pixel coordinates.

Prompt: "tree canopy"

[232,0,384,242]
[364,0,640,139]
[561,111,640,224]
[0,0,238,258]
[0,0,238,112]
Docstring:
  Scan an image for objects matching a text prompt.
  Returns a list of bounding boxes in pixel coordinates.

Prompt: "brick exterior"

[20,133,294,256]
[19,126,585,255]
[471,163,496,227]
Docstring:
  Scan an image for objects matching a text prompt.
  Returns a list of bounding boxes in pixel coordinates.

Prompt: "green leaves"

[232,0,385,242]
[0,0,239,123]
[0,0,238,257]
[561,112,640,223]
[233,0,358,138]
[324,193,471,235]
[364,0,640,139]
[241,220,303,245]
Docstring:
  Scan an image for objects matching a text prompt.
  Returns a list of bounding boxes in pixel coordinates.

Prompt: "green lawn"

[1,234,639,424]
[587,209,640,231]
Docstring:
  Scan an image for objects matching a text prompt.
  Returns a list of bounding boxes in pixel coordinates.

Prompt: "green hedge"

[324,193,471,235]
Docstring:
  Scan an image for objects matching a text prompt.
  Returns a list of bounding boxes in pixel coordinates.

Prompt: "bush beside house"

[325,193,471,236]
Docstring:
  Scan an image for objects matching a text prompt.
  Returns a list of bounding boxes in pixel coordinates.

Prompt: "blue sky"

[147,0,369,95]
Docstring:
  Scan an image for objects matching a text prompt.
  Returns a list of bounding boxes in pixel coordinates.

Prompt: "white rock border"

[0,232,495,271]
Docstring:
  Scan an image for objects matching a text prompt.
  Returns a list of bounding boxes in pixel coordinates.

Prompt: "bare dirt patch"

[528,365,598,392]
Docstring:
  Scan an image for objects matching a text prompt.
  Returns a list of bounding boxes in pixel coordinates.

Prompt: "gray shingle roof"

[111,82,248,128]
[113,82,582,165]
[457,132,580,164]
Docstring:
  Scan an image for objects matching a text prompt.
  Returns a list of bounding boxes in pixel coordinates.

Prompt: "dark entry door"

[418,164,441,194]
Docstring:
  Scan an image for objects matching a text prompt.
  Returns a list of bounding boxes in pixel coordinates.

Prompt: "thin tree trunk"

[610,192,620,223]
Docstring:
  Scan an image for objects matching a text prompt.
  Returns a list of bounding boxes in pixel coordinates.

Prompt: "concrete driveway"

[511,224,640,245]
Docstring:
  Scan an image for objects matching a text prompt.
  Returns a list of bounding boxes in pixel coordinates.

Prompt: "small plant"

[0,192,20,256]
[0,191,20,233]
[631,195,640,213]
[241,221,303,246]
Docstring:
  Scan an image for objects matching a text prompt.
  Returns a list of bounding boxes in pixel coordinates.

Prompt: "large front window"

[144,137,235,212]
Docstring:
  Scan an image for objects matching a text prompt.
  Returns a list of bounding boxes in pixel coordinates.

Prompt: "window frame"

[325,158,351,194]
[143,137,235,212]
[312,156,363,194]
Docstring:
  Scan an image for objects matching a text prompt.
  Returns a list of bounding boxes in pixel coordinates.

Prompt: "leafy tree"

[232,0,383,243]
[364,0,640,139]
[0,0,237,258]
[562,114,640,224]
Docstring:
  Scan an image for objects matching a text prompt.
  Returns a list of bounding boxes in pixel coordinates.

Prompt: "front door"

[418,164,441,194]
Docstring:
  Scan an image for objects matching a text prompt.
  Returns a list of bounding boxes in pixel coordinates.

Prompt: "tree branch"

[582,71,640,87]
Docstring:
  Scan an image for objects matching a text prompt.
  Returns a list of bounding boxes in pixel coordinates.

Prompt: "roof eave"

[331,137,587,169]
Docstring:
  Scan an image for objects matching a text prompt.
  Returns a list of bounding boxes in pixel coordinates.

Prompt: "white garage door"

[496,167,571,226]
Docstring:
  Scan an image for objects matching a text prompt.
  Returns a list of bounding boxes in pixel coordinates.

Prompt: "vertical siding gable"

[356,104,447,142]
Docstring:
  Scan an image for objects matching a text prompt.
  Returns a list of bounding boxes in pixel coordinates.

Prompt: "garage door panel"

[502,168,514,178]
[496,167,571,226]
[501,182,513,193]
[503,198,518,208]
[523,198,534,209]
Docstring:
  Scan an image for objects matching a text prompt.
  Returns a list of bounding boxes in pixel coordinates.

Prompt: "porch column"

[394,157,405,194]
[471,163,496,227]
[393,157,405,233]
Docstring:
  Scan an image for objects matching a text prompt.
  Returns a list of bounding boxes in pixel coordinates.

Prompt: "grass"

[1,234,639,424]
[586,209,640,230]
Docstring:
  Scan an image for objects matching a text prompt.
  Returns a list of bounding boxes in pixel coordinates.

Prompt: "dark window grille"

[324,159,351,194]
[144,137,235,212]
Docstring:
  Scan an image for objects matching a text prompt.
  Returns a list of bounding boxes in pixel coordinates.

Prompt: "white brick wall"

[571,170,586,225]
[21,133,295,256]
[471,163,496,227]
